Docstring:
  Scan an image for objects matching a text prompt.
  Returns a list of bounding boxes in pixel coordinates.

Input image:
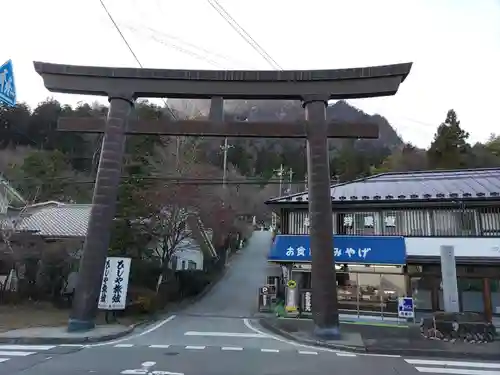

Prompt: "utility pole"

[304,172,308,190]
[287,168,294,194]
[220,138,234,191]
[274,164,286,196]
[175,137,180,170]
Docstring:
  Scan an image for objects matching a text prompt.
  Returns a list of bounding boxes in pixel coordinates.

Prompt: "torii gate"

[34,61,412,337]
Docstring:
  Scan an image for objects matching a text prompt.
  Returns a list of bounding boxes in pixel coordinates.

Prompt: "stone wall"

[420,312,497,343]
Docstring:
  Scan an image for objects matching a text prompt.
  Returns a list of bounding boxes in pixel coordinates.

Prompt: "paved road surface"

[1,231,499,375]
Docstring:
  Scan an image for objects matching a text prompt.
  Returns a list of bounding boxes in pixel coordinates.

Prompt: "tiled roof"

[17,204,91,237]
[267,168,500,204]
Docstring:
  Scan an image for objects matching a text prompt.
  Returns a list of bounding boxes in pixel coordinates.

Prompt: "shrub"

[177,270,210,297]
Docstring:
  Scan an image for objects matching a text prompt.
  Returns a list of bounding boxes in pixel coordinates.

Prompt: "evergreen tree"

[427,110,471,169]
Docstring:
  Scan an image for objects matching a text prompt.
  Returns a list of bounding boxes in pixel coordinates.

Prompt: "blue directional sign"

[268,235,406,265]
[0,60,16,107]
[398,297,414,319]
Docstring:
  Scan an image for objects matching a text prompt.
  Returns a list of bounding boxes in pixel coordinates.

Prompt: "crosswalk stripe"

[336,352,357,357]
[0,359,9,363]
[114,344,134,348]
[221,347,243,351]
[149,345,170,349]
[0,351,35,357]
[0,345,55,351]
[298,351,318,355]
[185,346,205,350]
[261,349,279,353]
[414,367,500,375]
[406,360,500,369]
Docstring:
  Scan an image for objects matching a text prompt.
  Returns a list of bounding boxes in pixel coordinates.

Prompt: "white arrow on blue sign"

[0,60,16,107]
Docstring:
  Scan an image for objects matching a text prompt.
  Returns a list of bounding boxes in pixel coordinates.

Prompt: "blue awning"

[269,235,406,265]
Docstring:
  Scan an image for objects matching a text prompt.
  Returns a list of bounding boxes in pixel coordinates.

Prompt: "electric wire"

[98,0,177,120]
[206,0,282,70]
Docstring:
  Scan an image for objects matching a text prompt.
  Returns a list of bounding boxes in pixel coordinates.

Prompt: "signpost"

[258,285,277,313]
[285,279,298,313]
[398,297,415,320]
[0,60,16,107]
[98,257,131,311]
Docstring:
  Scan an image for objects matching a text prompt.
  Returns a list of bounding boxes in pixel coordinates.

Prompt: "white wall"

[172,244,204,271]
[406,237,500,258]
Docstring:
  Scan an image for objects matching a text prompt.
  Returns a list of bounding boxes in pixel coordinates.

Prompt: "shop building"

[265,168,500,318]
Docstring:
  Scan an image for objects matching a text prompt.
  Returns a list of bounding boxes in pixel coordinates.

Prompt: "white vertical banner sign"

[98,257,132,310]
[440,245,460,313]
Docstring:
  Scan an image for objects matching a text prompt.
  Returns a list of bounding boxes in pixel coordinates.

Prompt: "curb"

[259,318,367,353]
[258,319,500,361]
[0,325,134,345]
[0,265,229,345]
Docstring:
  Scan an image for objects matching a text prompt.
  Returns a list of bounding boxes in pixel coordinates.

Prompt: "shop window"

[337,271,405,315]
[459,278,484,312]
[432,210,477,236]
[480,211,500,236]
[383,210,428,236]
[490,280,500,314]
[411,276,433,310]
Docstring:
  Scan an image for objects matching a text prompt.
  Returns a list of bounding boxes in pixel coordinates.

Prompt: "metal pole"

[288,168,293,193]
[303,96,340,339]
[175,137,180,170]
[274,164,284,196]
[222,137,229,190]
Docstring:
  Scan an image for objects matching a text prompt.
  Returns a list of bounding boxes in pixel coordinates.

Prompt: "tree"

[427,110,471,169]
[8,149,90,202]
[371,143,428,174]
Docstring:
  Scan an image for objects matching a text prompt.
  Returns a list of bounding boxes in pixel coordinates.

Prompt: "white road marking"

[149,371,184,375]
[414,368,500,375]
[0,351,35,357]
[243,318,401,357]
[358,353,402,358]
[243,318,343,354]
[89,315,177,347]
[149,345,171,349]
[185,346,205,350]
[298,351,318,355]
[184,331,265,338]
[114,344,134,348]
[0,359,9,363]
[121,370,148,374]
[405,360,500,369]
[59,344,86,348]
[261,348,280,353]
[336,352,357,357]
[221,347,243,351]
[0,345,55,351]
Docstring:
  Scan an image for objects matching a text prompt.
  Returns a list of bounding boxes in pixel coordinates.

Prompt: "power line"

[206,0,282,70]
[124,24,254,69]
[123,25,225,69]
[98,0,177,120]
[9,175,303,186]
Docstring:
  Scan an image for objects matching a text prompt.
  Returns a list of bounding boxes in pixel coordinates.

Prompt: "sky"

[5,0,500,148]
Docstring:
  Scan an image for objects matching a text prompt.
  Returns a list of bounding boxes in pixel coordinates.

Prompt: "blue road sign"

[398,297,414,318]
[0,60,16,107]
